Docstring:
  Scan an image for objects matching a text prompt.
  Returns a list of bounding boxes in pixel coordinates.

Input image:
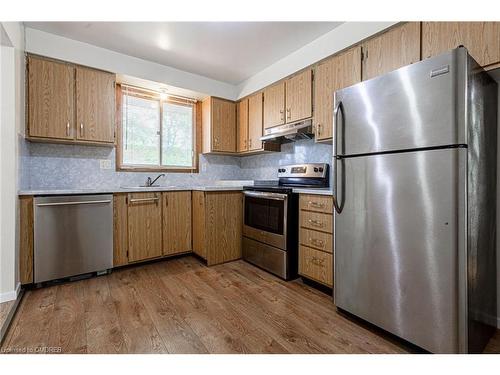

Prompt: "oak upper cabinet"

[127,192,163,262]
[237,98,249,152]
[422,22,500,68]
[75,67,115,143]
[362,22,421,81]
[192,191,242,266]
[263,70,313,129]
[28,56,75,140]
[247,92,264,151]
[27,55,116,144]
[202,97,237,153]
[162,191,192,256]
[263,81,286,129]
[285,69,312,123]
[314,46,362,141]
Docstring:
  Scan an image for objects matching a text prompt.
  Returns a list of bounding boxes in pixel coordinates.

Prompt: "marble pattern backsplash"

[19,138,333,190]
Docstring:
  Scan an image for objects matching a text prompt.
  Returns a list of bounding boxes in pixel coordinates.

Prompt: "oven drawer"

[300,211,333,233]
[299,194,333,214]
[243,237,288,279]
[299,227,332,253]
[299,245,333,287]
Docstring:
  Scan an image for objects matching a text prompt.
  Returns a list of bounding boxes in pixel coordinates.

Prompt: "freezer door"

[334,48,467,156]
[334,148,466,353]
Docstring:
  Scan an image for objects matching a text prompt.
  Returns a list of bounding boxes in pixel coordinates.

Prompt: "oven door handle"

[243,191,288,201]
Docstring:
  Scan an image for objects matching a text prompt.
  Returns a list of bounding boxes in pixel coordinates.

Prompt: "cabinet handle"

[279,109,284,122]
[80,123,84,137]
[249,139,252,148]
[129,196,160,204]
[310,257,325,267]
[309,201,325,208]
[317,124,321,136]
[308,219,324,228]
[310,238,325,248]
[286,108,291,120]
[66,121,70,136]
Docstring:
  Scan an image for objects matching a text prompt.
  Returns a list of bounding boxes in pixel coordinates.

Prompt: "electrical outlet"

[201,163,207,172]
[100,159,112,170]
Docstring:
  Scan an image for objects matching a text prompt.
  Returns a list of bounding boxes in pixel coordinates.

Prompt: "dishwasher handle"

[36,199,112,207]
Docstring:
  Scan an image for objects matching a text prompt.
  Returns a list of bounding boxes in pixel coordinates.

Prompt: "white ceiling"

[24,22,343,84]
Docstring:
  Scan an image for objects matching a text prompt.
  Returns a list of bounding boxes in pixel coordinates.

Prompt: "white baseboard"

[0,282,21,303]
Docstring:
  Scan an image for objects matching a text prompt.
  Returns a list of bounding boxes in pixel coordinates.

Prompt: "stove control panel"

[277,163,328,178]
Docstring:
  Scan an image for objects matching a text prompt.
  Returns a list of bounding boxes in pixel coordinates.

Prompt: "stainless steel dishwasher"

[34,194,113,283]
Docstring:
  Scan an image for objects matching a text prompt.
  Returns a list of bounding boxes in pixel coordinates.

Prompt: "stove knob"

[318,167,324,172]
[314,167,319,172]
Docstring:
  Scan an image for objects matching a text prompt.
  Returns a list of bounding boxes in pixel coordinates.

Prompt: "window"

[118,85,197,171]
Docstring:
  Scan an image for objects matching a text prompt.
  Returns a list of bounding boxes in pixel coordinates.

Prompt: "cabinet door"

[285,69,312,123]
[113,194,129,267]
[28,56,74,140]
[247,92,263,151]
[237,99,249,152]
[205,192,242,266]
[76,67,115,143]
[314,46,361,141]
[211,98,236,152]
[362,22,421,81]
[263,81,285,129]
[192,191,206,259]
[127,192,162,262]
[422,22,500,68]
[163,191,192,256]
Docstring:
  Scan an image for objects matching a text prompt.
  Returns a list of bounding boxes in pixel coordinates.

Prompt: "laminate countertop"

[18,183,333,197]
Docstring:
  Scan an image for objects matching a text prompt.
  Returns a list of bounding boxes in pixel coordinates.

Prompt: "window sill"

[117,165,199,173]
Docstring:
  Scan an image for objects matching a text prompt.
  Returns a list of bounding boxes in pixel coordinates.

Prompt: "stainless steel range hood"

[260,119,314,144]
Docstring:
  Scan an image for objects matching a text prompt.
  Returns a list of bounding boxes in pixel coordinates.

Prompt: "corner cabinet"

[361,22,421,81]
[192,191,242,266]
[422,22,500,69]
[313,46,362,142]
[27,55,116,145]
[202,97,237,153]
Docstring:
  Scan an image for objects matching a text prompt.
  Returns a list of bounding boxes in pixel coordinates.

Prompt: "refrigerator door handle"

[333,100,343,214]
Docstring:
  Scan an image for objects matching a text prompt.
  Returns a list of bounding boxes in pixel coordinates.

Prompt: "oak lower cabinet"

[422,22,500,69]
[127,192,163,262]
[298,194,333,287]
[361,22,421,81]
[313,46,362,142]
[202,97,237,153]
[192,191,242,266]
[27,55,116,145]
[162,191,192,256]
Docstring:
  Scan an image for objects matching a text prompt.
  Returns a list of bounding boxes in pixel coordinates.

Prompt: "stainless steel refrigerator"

[332,47,498,353]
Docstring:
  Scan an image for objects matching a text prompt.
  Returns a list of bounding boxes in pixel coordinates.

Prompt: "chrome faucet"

[145,174,165,187]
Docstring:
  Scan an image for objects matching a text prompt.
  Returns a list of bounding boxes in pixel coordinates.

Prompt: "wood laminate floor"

[1,256,499,354]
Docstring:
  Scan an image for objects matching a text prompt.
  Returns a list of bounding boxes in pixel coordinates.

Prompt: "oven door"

[243,191,288,250]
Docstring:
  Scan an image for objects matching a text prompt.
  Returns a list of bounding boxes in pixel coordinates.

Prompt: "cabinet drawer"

[299,245,333,287]
[300,210,333,233]
[299,227,332,253]
[299,194,333,213]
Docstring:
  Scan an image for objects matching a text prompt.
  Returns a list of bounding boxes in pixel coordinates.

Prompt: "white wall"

[0,22,24,302]
[236,22,397,98]
[25,27,237,100]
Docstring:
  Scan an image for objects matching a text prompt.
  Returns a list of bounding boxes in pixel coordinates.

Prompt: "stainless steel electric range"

[242,163,329,280]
